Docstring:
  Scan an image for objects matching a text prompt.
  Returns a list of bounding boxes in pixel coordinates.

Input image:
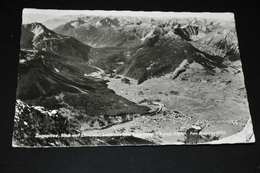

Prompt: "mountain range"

[54,16,239,84]
[14,14,247,146]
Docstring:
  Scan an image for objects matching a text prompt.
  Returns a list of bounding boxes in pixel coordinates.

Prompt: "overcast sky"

[24,8,234,20]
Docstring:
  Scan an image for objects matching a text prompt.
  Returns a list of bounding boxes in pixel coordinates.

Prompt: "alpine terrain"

[13,11,254,147]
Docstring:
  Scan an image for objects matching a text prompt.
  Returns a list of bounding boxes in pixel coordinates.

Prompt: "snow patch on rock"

[31,25,44,41]
[54,68,60,73]
[170,59,189,79]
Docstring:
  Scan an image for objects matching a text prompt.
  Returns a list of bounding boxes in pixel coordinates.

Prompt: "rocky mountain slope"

[21,23,91,61]
[174,21,240,60]
[18,23,96,99]
[15,22,151,146]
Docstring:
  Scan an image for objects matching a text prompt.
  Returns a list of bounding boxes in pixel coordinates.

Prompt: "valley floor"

[80,71,252,144]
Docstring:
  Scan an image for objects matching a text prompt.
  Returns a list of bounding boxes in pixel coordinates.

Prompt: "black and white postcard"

[13,9,255,147]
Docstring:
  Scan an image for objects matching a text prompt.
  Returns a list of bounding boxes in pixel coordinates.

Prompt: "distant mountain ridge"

[53,17,149,48]
[56,16,240,84]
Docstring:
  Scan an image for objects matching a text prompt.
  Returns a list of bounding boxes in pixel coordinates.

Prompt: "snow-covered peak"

[70,20,79,27]
[23,23,49,41]
[23,22,64,45]
[31,24,44,41]
[24,22,45,30]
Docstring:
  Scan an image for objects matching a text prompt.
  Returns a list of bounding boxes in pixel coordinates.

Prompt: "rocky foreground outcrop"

[13,99,81,147]
[13,100,154,147]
